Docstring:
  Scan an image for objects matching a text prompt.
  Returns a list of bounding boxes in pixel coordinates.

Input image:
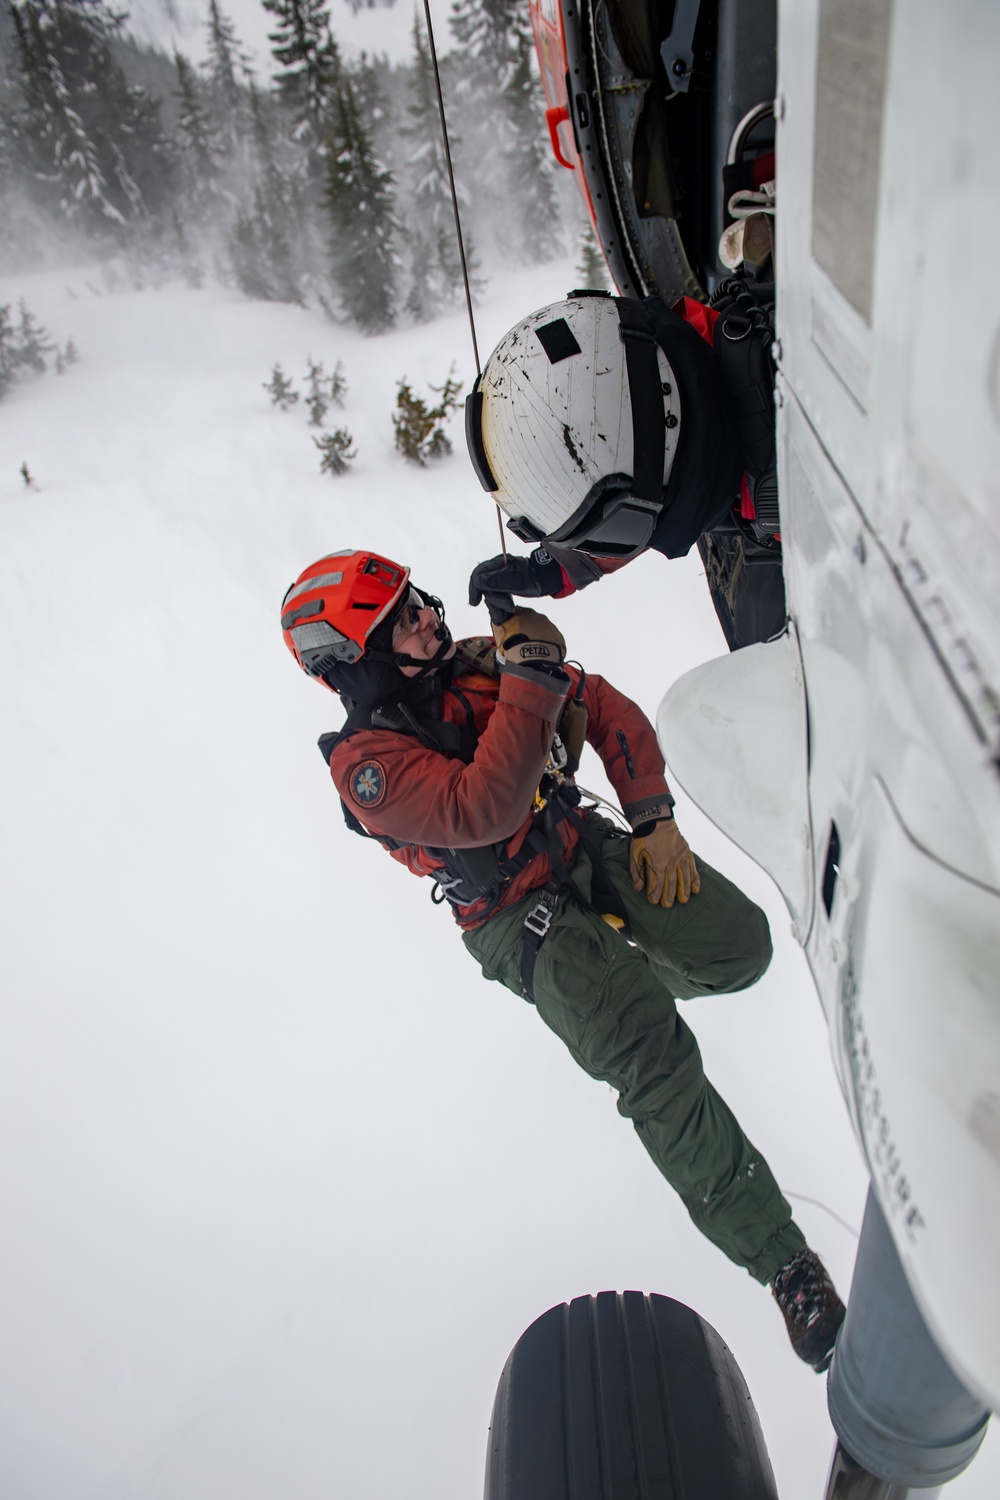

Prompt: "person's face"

[391,588,455,677]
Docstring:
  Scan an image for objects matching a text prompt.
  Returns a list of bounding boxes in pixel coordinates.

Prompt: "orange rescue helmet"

[281,550,410,681]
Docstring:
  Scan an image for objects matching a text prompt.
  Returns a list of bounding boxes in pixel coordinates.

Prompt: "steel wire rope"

[785,1192,860,1241]
[421,0,507,559]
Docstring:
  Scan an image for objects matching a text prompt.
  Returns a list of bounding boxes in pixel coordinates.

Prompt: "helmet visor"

[534,475,662,559]
[465,384,499,493]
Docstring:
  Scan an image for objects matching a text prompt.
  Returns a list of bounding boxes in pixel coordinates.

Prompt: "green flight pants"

[462,824,806,1284]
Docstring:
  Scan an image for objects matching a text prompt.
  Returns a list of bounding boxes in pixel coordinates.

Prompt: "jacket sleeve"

[579,671,673,823]
[329,668,569,849]
[547,545,636,598]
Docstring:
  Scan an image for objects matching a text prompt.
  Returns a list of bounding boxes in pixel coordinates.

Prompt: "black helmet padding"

[642,296,742,558]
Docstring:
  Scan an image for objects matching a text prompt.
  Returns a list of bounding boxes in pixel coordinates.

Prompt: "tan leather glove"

[630,819,701,907]
[492,609,566,669]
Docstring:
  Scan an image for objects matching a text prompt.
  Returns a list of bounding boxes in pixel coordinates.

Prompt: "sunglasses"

[390,587,428,649]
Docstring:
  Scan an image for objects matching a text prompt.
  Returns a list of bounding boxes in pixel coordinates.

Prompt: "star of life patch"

[350,759,387,808]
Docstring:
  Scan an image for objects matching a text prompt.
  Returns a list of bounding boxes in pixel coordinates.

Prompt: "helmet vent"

[534,319,582,364]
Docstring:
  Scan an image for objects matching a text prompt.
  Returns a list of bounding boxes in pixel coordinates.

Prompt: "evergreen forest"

[0,0,570,330]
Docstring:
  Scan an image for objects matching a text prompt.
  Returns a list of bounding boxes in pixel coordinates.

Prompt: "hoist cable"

[421,0,479,373]
[421,0,507,560]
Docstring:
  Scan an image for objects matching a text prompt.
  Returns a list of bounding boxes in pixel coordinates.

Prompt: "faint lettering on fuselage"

[842,946,927,1242]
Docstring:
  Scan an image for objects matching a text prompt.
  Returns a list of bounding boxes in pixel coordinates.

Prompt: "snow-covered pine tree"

[347,49,389,140]
[227,84,308,303]
[8,0,172,236]
[401,9,463,320]
[576,223,608,289]
[262,0,340,178]
[0,59,18,190]
[449,0,510,92]
[0,49,61,265]
[0,304,18,396]
[324,75,397,333]
[15,298,53,372]
[172,43,231,279]
[173,49,224,212]
[203,0,252,154]
[403,228,433,324]
[0,298,56,396]
[449,0,559,264]
[501,17,560,262]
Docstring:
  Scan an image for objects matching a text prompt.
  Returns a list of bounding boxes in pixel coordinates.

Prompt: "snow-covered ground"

[0,259,994,1498]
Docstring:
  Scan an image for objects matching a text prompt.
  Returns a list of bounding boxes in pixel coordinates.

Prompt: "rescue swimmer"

[281,547,845,1371]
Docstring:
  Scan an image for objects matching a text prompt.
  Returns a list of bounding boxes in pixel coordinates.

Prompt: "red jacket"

[328,644,671,930]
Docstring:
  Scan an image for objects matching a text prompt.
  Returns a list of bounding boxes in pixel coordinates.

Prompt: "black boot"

[771,1247,846,1373]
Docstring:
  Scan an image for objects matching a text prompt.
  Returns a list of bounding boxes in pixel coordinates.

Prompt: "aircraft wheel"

[485,1289,777,1499]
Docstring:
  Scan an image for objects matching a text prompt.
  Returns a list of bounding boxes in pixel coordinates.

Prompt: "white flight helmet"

[465,292,681,558]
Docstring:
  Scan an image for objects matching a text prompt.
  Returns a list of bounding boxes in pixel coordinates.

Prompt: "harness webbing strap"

[517,801,631,1002]
[520,883,561,1001]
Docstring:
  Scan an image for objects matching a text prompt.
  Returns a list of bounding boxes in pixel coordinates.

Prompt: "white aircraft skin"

[658,0,1000,1415]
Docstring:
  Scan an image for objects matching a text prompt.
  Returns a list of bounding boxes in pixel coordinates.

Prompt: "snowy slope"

[0,262,994,1498]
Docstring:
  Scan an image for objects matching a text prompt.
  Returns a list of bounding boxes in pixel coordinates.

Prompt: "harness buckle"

[523,890,558,939]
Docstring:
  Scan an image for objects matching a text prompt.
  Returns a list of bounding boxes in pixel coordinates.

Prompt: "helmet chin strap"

[398,625,454,680]
[364,623,454,681]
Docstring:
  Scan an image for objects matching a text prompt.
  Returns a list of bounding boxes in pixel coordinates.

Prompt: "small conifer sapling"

[329,359,347,407]
[264,363,299,408]
[305,357,328,427]
[16,301,55,375]
[392,367,463,465]
[315,428,356,475]
[0,307,16,398]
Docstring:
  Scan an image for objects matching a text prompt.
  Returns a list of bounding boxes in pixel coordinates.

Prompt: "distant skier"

[465,287,784,651]
[281,547,845,1370]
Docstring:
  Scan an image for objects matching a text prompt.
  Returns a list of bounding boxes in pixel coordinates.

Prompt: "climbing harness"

[318,638,630,996]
